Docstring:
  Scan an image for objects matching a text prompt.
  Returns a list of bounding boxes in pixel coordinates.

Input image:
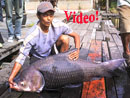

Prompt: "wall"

[25,0,92,11]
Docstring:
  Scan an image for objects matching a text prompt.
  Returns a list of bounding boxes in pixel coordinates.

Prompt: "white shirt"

[117,0,130,7]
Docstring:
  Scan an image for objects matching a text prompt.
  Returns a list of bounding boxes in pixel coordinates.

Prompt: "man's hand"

[68,49,80,60]
[8,78,20,91]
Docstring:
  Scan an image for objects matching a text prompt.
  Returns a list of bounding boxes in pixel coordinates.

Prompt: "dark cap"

[37,2,55,13]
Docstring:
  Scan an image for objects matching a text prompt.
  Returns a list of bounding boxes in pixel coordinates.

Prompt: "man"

[5,0,23,42]
[40,0,58,7]
[0,0,5,22]
[117,0,130,64]
[8,2,80,90]
[0,0,5,48]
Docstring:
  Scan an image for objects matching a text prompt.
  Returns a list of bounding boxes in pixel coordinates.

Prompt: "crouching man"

[8,1,80,91]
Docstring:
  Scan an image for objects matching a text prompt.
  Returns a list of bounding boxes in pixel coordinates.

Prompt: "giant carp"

[13,48,124,93]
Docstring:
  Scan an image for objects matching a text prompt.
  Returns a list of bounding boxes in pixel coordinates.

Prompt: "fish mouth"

[9,83,21,91]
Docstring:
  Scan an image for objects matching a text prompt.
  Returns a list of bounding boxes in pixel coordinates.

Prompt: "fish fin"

[63,83,82,88]
[43,88,62,91]
[36,70,45,93]
[36,84,44,93]
[99,59,125,77]
[55,48,78,57]
[90,77,102,81]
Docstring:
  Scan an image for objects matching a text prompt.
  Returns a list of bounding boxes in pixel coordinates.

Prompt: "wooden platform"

[0,12,130,98]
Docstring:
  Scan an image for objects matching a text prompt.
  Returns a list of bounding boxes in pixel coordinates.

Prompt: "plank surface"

[102,41,118,98]
[82,40,106,98]
[103,29,130,98]
[1,10,129,98]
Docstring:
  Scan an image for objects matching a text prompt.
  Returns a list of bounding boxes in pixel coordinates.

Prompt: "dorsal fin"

[55,48,78,57]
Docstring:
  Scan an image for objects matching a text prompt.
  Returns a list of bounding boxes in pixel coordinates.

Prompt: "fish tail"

[100,59,125,77]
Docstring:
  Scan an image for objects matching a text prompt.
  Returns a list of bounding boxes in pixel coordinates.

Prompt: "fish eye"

[20,82,25,86]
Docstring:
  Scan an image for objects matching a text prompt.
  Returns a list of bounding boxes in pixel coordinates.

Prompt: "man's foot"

[123,53,130,77]
[123,52,130,60]
[126,66,130,77]
[8,36,14,43]
[123,52,130,66]
[15,36,24,42]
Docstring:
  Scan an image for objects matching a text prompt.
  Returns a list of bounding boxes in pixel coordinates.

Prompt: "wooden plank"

[71,23,81,30]
[0,42,22,60]
[105,20,120,34]
[0,89,22,98]
[105,32,130,98]
[96,31,103,41]
[83,78,105,98]
[103,21,114,42]
[0,59,25,98]
[80,28,96,61]
[102,20,130,98]
[77,23,90,30]
[69,22,76,30]
[64,21,98,98]
[82,27,106,98]
[20,91,61,98]
[82,40,106,98]
[102,41,117,98]
[59,22,88,98]
[0,83,8,96]
[87,23,95,31]
[82,29,96,43]
[60,84,83,98]
[108,42,130,98]
[111,34,123,57]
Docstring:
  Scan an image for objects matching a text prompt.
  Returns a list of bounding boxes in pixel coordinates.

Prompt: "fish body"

[14,48,124,92]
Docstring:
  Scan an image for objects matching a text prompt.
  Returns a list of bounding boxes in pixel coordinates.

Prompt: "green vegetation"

[98,0,118,13]
[109,1,118,13]
[98,0,106,10]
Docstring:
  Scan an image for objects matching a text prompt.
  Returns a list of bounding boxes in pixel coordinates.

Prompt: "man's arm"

[8,62,21,90]
[68,32,80,60]
[8,36,34,90]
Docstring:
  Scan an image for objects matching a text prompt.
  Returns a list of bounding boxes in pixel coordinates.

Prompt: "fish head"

[14,68,45,93]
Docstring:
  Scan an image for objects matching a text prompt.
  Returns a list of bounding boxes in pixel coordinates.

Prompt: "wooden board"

[82,40,106,98]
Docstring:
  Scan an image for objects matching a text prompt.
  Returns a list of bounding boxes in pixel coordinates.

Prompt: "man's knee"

[56,35,69,52]
[58,35,69,44]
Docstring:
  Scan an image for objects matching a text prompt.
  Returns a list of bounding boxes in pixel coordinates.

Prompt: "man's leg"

[5,0,14,37]
[0,4,3,22]
[120,33,130,67]
[14,0,23,38]
[121,33,130,77]
[56,35,69,53]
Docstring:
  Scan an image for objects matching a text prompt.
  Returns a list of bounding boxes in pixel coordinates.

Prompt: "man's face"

[38,10,54,27]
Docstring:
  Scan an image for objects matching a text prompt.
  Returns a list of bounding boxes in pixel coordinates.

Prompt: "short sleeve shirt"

[15,19,73,65]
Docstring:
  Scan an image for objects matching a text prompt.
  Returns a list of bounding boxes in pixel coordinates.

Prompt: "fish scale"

[40,63,84,89]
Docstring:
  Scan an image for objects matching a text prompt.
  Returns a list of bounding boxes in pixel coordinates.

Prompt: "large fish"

[13,48,124,93]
